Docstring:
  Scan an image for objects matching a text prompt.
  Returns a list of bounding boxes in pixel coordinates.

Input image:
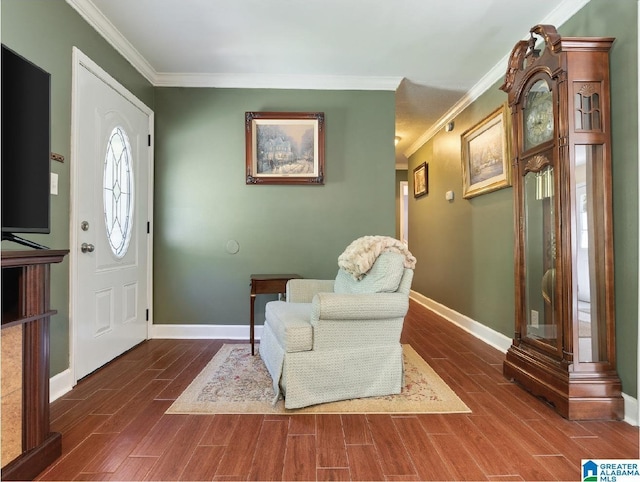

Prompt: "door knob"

[81,243,95,253]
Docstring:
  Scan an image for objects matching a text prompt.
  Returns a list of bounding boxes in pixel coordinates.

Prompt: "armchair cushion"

[334,251,405,294]
[286,279,335,303]
[264,301,313,353]
[311,292,409,321]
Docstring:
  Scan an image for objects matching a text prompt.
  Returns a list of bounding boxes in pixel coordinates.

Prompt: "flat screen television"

[1,44,51,249]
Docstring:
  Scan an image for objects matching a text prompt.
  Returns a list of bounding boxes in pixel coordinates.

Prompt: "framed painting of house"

[245,111,325,185]
[461,104,511,198]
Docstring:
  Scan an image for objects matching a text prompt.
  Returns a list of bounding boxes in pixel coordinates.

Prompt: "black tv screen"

[1,44,51,236]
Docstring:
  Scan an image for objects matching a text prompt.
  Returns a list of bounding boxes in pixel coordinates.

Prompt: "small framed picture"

[413,162,428,198]
[245,111,325,185]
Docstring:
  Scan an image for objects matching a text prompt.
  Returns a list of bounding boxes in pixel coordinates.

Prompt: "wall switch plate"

[50,172,58,195]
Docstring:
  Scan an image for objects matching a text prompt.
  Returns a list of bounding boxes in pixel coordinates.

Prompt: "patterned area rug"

[166,344,470,414]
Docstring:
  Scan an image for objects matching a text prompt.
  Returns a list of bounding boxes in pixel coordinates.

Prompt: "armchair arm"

[286,279,335,303]
[311,292,409,321]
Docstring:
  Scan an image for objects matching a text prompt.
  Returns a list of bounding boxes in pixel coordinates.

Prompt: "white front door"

[71,49,153,382]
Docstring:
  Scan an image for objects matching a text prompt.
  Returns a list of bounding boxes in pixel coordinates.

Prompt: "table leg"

[250,293,256,355]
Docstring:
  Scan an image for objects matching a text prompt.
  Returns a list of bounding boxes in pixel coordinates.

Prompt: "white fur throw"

[338,235,416,280]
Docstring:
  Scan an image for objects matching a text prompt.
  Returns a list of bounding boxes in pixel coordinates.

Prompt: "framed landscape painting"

[245,111,325,185]
[461,104,511,198]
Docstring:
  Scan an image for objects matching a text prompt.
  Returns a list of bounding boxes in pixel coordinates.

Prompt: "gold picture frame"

[461,104,511,198]
[245,111,325,185]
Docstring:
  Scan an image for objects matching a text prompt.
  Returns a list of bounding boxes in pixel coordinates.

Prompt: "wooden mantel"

[1,249,68,481]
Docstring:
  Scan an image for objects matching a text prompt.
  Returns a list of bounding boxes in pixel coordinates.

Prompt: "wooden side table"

[250,274,302,355]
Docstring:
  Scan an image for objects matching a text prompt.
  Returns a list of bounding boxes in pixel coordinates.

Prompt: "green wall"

[153,88,397,325]
[2,0,637,401]
[408,0,638,397]
[1,0,155,375]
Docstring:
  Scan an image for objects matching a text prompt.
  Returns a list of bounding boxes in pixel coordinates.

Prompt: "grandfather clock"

[501,25,623,420]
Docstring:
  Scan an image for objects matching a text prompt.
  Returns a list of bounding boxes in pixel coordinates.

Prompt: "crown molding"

[66,0,157,84]
[404,0,591,158]
[154,72,402,90]
[66,0,401,91]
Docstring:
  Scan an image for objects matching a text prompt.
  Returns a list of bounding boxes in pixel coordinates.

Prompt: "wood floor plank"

[144,415,214,481]
[525,419,596,464]
[179,445,226,481]
[103,457,158,481]
[579,420,640,452]
[366,414,416,477]
[215,414,264,478]
[247,419,289,481]
[50,397,82,421]
[60,413,109,454]
[155,340,223,400]
[91,368,163,415]
[316,414,348,468]
[282,434,316,481]
[341,414,372,445]
[115,339,170,362]
[532,455,578,482]
[147,342,193,370]
[489,382,552,420]
[130,413,189,456]
[415,413,453,434]
[345,444,385,481]
[463,390,558,456]
[35,433,117,481]
[467,413,556,481]
[316,468,351,481]
[154,342,209,380]
[288,414,316,435]
[93,379,170,434]
[442,414,514,477]
[200,414,240,446]
[428,357,487,393]
[65,359,140,399]
[393,415,455,481]
[51,389,119,434]
[429,433,487,481]
[74,471,112,480]
[81,399,173,473]
[32,300,638,482]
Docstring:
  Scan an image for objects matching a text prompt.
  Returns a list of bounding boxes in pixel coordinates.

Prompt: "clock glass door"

[523,160,558,351]
[574,144,608,363]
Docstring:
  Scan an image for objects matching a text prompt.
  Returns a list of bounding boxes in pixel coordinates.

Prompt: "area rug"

[166,344,470,415]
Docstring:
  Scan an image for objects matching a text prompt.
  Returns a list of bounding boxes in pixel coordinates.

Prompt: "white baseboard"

[409,290,512,353]
[623,393,639,426]
[409,290,638,426]
[149,323,262,340]
[50,368,73,403]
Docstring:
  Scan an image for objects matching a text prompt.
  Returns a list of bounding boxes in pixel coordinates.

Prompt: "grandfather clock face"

[523,79,554,150]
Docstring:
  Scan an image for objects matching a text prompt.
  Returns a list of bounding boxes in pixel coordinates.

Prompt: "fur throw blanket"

[338,235,416,279]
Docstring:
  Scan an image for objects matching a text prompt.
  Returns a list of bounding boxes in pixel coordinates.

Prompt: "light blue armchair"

[259,250,414,409]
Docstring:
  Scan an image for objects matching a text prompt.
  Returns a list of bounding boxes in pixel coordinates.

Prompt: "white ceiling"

[67,0,590,166]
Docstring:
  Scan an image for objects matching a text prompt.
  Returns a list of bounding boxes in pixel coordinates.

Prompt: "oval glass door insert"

[103,126,134,258]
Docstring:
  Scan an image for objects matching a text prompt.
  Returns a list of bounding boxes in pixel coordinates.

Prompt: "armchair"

[259,249,414,409]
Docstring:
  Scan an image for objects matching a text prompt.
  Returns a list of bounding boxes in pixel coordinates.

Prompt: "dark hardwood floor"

[38,300,638,481]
